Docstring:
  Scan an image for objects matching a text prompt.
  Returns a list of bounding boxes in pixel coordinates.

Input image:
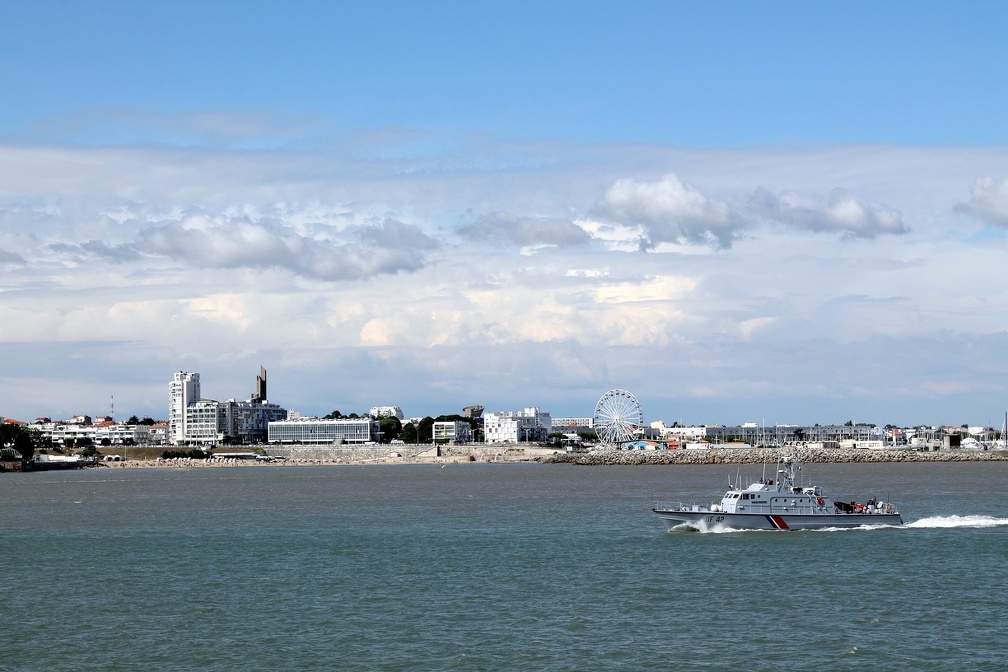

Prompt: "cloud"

[457,212,591,249]
[0,247,25,264]
[955,176,1008,226]
[587,174,909,250]
[138,213,438,281]
[751,188,908,238]
[48,240,142,264]
[592,173,742,249]
[4,133,1008,426]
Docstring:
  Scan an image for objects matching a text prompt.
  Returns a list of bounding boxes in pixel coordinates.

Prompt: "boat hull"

[653,508,904,531]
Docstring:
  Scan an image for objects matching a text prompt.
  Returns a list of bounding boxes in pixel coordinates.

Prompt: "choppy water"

[2,461,1007,671]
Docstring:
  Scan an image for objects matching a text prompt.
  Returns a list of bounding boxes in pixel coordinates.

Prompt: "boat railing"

[653,501,699,512]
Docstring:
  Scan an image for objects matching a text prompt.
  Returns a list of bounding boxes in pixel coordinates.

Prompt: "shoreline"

[544,447,1008,465]
[80,446,1008,469]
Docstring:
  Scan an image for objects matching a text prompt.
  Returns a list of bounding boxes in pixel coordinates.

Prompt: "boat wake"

[669,521,742,534]
[671,517,1008,534]
[906,515,1008,529]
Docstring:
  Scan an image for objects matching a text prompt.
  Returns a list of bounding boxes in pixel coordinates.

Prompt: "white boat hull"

[653,508,904,531]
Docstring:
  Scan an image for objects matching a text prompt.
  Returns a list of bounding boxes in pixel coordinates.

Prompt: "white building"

[169,371,201,445]
[268,417,381,444]
[649,422,707,441]
[369,406,405,420]
[39,422,153,446]
[484,407,552,444]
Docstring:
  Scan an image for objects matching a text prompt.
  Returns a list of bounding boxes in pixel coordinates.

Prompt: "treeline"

[322,411,479,444]
[160,448,211,460]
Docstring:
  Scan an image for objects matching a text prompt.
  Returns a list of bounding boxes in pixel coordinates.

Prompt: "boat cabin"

[713,481,828,516]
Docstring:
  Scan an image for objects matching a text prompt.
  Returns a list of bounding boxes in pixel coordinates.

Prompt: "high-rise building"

[168,372,201,445]
[252,366,267,402]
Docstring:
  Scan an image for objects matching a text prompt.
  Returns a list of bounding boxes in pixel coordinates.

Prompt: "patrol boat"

[653,454,904,531]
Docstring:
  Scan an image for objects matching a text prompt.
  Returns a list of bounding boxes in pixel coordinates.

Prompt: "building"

[552,417,594,429]
[369,406,405,420]
[433,420,472,444]
[169,372,201,445]
[37,421,153,446]
[483,407,552,444]
[169,369,287,446]
[650,422,707,441]
[226,397,287,444]
[268,416,381,444]
[251,366,267,402]
[702,423,884,447]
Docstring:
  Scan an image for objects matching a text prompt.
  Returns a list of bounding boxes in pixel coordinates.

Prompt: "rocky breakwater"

[543,447,1008,466]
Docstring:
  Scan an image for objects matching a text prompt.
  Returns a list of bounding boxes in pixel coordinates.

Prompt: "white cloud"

[751,187,908,237]
[955,176,1008,226]
[592,173,741,249]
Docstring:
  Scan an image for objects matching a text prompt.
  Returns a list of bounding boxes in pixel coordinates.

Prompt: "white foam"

[906,515,1008,528]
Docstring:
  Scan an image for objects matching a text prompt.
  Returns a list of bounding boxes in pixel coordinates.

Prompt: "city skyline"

[2,2,1008,427]
[7,366,1008,435]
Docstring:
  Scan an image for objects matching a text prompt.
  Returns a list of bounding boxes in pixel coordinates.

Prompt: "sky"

[2,0,1008,428]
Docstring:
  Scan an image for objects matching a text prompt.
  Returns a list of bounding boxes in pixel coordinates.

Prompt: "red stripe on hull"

[769,515,790,530]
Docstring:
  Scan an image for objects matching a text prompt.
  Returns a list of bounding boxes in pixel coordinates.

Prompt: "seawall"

[543,447,1008,465]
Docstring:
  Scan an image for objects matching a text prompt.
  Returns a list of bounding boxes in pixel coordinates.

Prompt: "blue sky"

[6,1,1006,146]
[2,0,1008,427]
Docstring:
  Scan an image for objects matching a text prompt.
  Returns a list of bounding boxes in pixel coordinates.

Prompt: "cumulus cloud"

[139,214,438,281]
[955,176,1008,226]
[751,188,908,238]
[457,212,591,248]
[592,173,742,249]
[588,174,909,250]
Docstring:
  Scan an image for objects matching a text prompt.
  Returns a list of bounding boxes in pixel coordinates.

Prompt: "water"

[2,461,1007,671]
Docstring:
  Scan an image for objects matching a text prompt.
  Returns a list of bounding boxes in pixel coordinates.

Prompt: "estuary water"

[2,461,1007,671]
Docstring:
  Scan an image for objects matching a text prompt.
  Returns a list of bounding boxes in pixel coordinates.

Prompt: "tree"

[400,423,417,444]
[323,410,343,420]
[0,423,43,462]
[127,415,141,425]
[416,417,435,444]
[378,416,402,443]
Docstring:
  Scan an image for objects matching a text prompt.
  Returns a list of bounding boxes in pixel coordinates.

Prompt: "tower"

[253,366,267,403]
[168,372,200,444]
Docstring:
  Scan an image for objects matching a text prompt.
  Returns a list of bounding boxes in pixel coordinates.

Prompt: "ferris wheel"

[593,389,644,446]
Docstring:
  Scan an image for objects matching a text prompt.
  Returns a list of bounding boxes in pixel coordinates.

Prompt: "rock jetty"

[543,447,1008,466]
